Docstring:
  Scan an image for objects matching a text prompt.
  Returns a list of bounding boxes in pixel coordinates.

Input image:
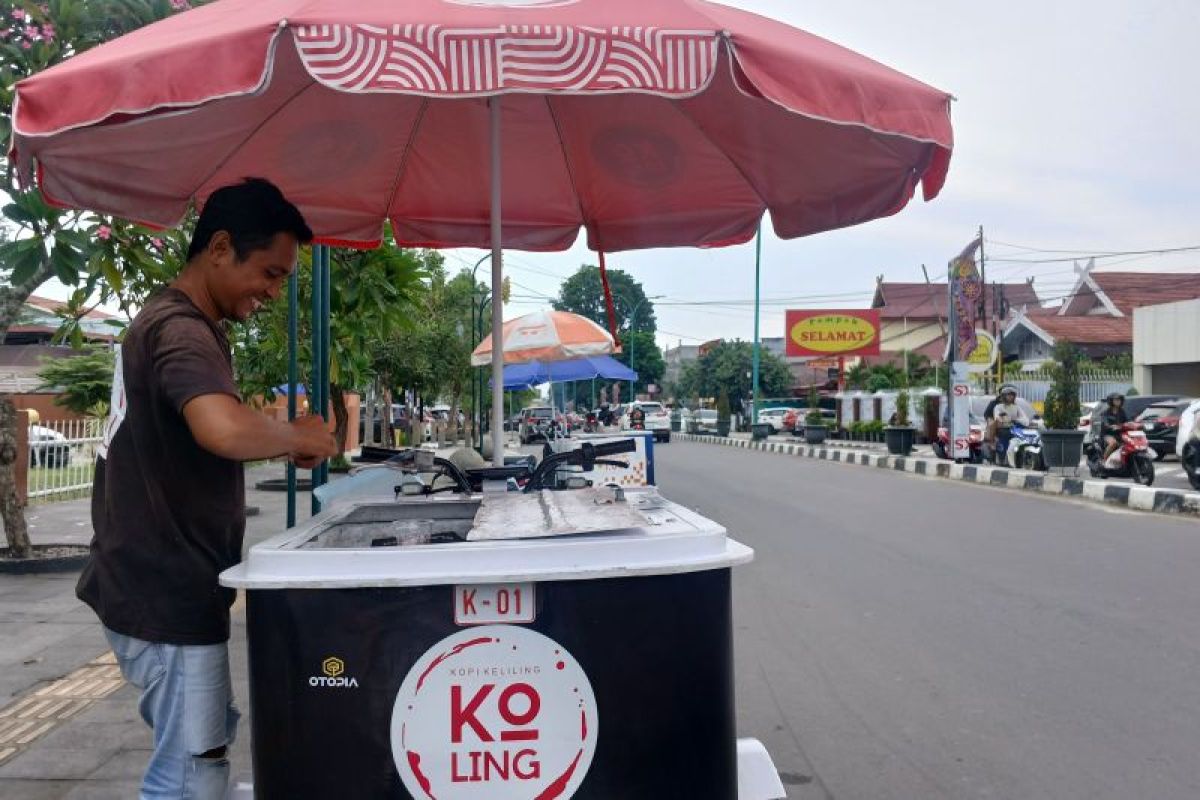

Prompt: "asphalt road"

[654,440,1200,800]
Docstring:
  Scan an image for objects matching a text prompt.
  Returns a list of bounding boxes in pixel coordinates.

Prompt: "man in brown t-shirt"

[78,178,338,799]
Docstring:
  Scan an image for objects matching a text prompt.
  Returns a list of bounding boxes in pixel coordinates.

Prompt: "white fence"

[971,373,1136,404]
[27,418,104,502]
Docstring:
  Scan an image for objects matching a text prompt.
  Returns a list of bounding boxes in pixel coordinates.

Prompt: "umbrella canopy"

[10,0,955,470]
[472,310,616,367]
[11,0,953,251]
[501,355,637,390]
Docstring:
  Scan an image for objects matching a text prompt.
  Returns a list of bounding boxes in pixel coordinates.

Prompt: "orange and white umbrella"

[471,310,617,367]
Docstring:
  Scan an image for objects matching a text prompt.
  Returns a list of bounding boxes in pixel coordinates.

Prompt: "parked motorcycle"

[932,424,984,463]
[1085,421,1155,485]
[1182,426,1200,491]
[584,411,599,433]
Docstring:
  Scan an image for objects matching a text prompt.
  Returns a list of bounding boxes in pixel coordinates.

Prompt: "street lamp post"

[620,294,665,404]
[468,254,491,453]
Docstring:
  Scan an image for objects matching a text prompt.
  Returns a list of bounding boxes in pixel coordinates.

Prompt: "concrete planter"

[1041,430,1086,470]
[805,425,828,445]
[717,421,731,437]
[885,426,916,455]
[751,423,773,441]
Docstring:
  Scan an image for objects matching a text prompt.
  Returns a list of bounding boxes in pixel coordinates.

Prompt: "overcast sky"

[34,0,1200,352]
[446,0,1200,350]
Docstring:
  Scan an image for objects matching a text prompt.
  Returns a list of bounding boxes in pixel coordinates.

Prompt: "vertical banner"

[949,238,983,460]
[950,362,972,459]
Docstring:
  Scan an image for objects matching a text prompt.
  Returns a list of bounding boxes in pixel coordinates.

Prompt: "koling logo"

[310,656,359,689]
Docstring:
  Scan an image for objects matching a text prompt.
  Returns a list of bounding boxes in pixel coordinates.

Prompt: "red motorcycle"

[932,423,985,463]
[1085,421,1155,485]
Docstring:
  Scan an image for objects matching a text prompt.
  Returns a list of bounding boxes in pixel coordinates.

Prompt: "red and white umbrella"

[471,310,616,367]
[10,0,956,464]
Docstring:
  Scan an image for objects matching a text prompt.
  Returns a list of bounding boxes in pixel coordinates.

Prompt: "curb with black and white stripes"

[675,433,1200,519]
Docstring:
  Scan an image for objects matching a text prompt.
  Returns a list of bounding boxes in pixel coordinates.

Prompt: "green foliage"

[894,390,911,427]
[233,242,432,404]
[847,352,935,392]
[805,385,823,426]
[1043,341,1083,430]
[676,340,791,413]
[370,259,480,412]
[1,1,199,307]
[36,348,115,416]
[553,265,656,338]
[614,330,665,395]
[716,387,730,424]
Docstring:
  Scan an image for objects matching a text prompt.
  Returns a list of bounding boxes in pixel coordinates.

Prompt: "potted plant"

[804,386,828,444]
[716,389,731,437]
[885,387,916,455]
[1041,341,1086,469]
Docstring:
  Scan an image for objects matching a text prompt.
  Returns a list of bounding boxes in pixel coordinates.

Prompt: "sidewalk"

[0,462,312,799]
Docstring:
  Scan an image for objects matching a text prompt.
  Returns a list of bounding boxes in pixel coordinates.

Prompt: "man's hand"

[288,415,338,467]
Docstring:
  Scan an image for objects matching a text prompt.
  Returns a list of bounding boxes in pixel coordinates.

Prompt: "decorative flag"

[950,237,983,360]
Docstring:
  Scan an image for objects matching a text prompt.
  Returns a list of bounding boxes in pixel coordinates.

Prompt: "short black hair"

[187,178,314,261]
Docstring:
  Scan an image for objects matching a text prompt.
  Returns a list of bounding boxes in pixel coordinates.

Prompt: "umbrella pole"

[751,222,762,430]
[489,96,505,467]
[286,269,298,529]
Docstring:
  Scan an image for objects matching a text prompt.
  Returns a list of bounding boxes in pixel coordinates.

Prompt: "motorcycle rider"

[1100,392,1129,461]
[629,403,646,429]
[987,384,1028,459]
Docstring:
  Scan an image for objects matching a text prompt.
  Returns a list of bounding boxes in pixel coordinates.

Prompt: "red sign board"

[785,309,881,358]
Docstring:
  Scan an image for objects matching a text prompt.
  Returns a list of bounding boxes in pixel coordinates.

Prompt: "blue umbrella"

[500,356,637,390]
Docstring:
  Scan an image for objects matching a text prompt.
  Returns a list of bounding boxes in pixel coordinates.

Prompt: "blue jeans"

[104,627,240,800]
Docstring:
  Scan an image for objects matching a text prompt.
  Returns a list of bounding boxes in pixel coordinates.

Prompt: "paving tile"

[0,778,76,800]
[63,779,143,799]
[0,747,118,780]
[85,749,148,781]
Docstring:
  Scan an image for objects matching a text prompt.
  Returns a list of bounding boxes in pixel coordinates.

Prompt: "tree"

[614,330,665,396]
[553,265,656,339]
[36,348,116,417]
[233,241,433,456]
[0,0,199,557]
[1044,341,1082,430]
[678,341,791,413]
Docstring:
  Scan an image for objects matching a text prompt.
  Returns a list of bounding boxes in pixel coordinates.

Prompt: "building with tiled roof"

[4,295,120,345]
[869,278,1040,363]
[1002,260,1200,365]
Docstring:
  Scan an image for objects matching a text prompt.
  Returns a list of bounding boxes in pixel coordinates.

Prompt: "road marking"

[0,653,123,765]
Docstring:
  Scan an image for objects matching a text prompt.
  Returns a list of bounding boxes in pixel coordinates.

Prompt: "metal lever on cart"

[523,439,637,493]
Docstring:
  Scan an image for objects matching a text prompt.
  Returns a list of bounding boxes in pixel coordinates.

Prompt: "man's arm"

[182,394,338,463]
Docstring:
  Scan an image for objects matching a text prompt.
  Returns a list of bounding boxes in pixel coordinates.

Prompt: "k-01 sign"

[785,309,881,358]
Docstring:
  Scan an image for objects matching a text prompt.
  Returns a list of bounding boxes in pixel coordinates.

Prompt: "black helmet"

[1106,392,1125,404]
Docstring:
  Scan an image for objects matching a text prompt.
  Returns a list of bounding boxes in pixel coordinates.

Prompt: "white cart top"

[220,486,752,590]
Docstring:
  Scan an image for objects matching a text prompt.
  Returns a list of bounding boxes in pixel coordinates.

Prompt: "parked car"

[1084,394,1179,444]
[693,409,720,434]
[755,407,790,432]
[29,424,70,469]
[789,408,837,437]
[1137,399,1194,460]
[622,401,671,442]
[518,406,558,444]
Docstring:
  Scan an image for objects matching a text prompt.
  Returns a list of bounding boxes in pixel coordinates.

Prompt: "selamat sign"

[785,310,881,358]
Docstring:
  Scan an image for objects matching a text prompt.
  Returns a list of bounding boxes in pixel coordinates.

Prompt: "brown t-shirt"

[77,288,245,645]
